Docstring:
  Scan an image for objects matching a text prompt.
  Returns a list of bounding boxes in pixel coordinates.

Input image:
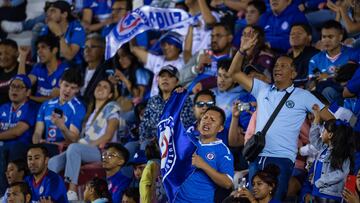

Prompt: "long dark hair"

[324,119,354,170]
[116,43,139,85]
[252,164,280,196]
[87,177,112,202]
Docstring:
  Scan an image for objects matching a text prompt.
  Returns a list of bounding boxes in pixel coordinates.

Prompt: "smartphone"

[54,108,63,118]
[345,175,357,193]
[106,69,115,76]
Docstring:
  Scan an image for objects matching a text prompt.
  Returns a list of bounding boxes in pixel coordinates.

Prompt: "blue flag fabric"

[157,91,196,202]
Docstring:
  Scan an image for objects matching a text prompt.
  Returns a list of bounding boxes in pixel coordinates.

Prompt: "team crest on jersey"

[1,112,6,117]
[16,110,22,118]
[286,100,295,108]
[281,21,289,30]
[328,65,336,73]
[39,186,44,194]
[52,79,57,86]
[157,117,176,176]
[206,153,215,160]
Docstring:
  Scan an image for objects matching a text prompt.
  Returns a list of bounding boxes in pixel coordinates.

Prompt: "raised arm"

[228,101,245,147]
[130,42,149,65]
[198,0,217,26]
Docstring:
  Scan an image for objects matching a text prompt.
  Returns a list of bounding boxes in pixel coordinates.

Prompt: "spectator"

[101,0,131,37]
[288,23,319,87]
[81,0,114,33]
[6,182,31,203]
[1,160,28,202]
[25,144,68,202]
[0,0,27,39]
[48,79,120,200]
[0,75,39,195]
[228,31,333,199]
[81,33,105,97]
[0,39,20,105]
[223,164,281,203]
[32,68,86,156]
[40,0,86,66]
[19,35,69,103]
[342,168,360,203]
[174,107,234,202]
[102,143,132,203]
[259,0,308,53]
[302,112,353,202]
[343,64,360,132]
[193,89,216,123]
[128,150,147,188]
[131,31,185,97]
[83,177,112,203]
[122,188,140,203]
[308,20,357,104]
[139,65,195,149]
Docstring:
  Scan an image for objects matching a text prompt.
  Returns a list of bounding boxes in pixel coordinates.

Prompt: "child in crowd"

[84,177,112,203]
[122,187,140,203]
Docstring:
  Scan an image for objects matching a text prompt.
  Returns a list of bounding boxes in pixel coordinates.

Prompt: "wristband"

[57,33,65,38]
[238,49,246,56]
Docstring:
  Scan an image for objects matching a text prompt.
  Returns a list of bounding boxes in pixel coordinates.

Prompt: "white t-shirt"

[81,68,96,96]
[145,53,185,96]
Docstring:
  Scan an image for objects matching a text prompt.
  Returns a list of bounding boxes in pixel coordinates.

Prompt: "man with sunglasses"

[0,75,39,196]
[102,143,132,203]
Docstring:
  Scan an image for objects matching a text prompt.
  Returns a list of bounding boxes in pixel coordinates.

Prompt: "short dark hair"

[0,38,18,50]
[217,59,232,71]
[123,187,140,203]
[247,0,266,15]
[276,55,296,70]
[36,35,60,51]
[291,23,312,36]
[87,177,112,201]
[8,159,28,175]
[8,182,31,199]
[27,144,49,157]
[104,143,130,164]
[194,89,216,104]
[322,20,344,34]
[252,164,280,196]
[114,0,132,11]
[86,33,106,47]
[145,140,160,160]
[213,22,232,35]
[204,106,226,125]
[60,68,84,87]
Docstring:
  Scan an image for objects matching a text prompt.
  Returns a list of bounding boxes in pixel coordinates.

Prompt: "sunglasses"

[195,101,215,108]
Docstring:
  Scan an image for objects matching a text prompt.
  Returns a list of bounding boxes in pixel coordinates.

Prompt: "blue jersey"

[107,170,131,203]
[0,101,39,145]
[36,97,86,142]
[25,170,68,203]
[308,46,355,78]
[40,20,86,65]
[175,136,234,202]
[30,62,69,97]
[347,67,360,132]
[83,0,114,22]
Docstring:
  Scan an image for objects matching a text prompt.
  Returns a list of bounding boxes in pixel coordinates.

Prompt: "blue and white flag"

[157,91,196,202]
[105,6,193,59]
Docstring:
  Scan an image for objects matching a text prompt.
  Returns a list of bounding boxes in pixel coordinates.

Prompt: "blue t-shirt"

[36,97,86,142]
[0,101,39,145]
[107,170,131,203]
[175,137,234,202]
[40,20,86,65]
[83,0,114,22]
[25,170,68,203]
[346,67,360,132]
[308,46,357,78]
[30,62,69,97]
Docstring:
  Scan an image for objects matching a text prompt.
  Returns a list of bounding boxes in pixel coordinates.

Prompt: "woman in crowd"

[223,164,281,203]
[302,105,353,203]
[343,168,360,203]
[48,79,121,200]
[84,177,112,203]
[1,160,28,202]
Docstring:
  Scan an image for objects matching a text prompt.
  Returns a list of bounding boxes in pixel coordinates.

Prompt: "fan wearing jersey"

[32,68,86,156]
[175,106,234,202]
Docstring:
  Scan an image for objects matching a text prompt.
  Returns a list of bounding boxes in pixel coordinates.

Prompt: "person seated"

[223,164,281,203]
[32,68,86,157]
[128,150,147,188]
[18,35,69,103]
[5,182,31,203]
[259,0,308,53]
[81,0,114,33]
[0,75,39,196]
[48,79,120,200]
[25,144,68,202]
[102,143,132,203]
[122,187,140,203]
[83,177,112,203]
[1,160,28,202]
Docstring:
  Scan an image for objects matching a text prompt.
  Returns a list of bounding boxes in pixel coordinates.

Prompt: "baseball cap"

[11,74,32,89]
[47,0,75,21]
[159,31,183,52]
[158,65,180,79]
[128,150,147,165]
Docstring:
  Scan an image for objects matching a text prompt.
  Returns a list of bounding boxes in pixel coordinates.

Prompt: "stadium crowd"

[0,0,360,202]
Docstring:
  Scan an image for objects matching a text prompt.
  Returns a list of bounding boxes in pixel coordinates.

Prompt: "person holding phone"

[342,169,360,203]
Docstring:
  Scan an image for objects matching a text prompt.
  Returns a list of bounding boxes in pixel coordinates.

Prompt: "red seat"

[77,162,106,185]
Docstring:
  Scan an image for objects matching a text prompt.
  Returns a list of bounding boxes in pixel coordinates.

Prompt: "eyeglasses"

[9,84,26,90]
[101,152,122,159]
[195,101,215,108]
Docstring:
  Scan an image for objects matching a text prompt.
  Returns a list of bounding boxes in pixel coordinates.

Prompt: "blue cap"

[11,74,31,89]
[128,150,147,165]
[159,31,183,52]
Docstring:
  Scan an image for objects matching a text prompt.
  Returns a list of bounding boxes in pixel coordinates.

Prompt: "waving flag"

[157,91,196,202]
[105,6,193,59]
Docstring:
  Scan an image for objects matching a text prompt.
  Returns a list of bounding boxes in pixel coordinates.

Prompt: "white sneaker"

[66,190,78,201]
[1,21,23,33]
